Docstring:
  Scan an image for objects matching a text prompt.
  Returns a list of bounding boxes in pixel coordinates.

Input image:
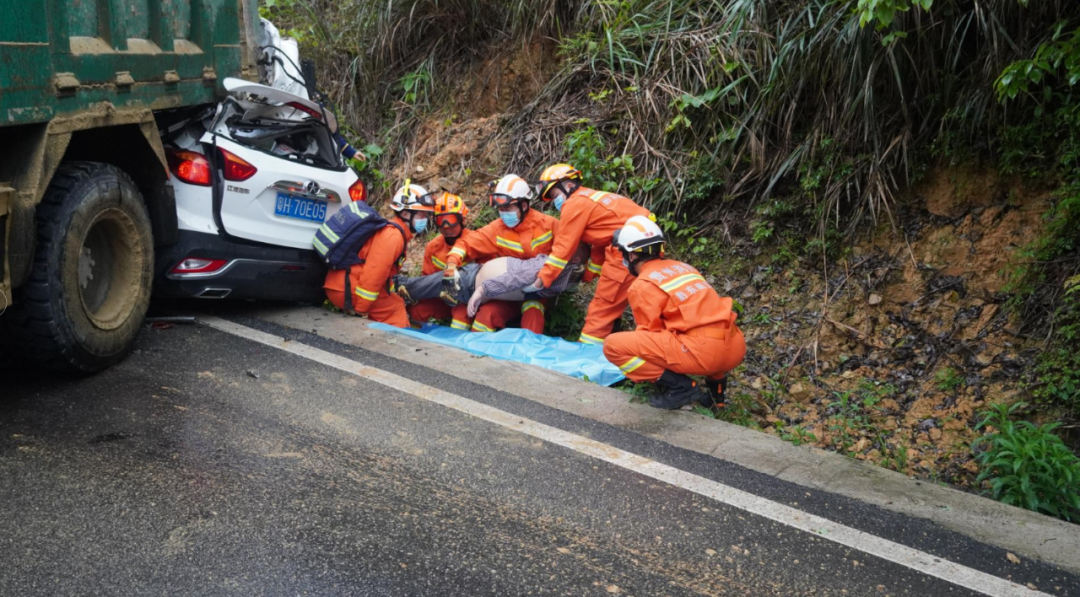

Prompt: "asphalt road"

[2,319,1078,596]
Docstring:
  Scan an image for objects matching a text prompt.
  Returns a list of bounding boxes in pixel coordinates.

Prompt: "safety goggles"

[410,192,437,209]
[435,213,464,228]
[489,193,526,208]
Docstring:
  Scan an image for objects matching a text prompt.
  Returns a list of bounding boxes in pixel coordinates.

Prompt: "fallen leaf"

[556,547,571,555]
[605,586,621,594]
[705,549,717,556]
[1007,552,1021,565]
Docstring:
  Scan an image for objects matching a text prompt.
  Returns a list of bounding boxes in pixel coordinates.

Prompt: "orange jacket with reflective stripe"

[628,259,736,334]
[538,187,650,288]
[445,209,559,268]
[422,229,477,275]
[323,216,412,314]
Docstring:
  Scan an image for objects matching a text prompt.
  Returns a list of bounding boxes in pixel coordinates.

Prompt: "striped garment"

[481,254,582,299]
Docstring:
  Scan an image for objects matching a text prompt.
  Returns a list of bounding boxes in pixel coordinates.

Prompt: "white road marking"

[202,316,1049,597]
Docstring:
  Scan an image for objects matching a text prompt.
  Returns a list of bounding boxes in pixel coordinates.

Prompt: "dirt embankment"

[731,166,1053,485]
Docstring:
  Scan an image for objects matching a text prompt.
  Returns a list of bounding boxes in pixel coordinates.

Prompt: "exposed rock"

[789,382,812,402]
[868,293,883,306]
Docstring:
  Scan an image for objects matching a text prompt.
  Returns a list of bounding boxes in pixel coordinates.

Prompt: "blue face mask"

[499,210,521,228]
[622,258,630,269]
[553,195,566,212]
[412,217,428,234]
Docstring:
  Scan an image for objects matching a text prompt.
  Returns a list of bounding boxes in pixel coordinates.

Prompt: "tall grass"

[267,0,1076,229]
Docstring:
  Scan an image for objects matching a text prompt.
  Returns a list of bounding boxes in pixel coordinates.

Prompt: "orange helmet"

[433,192,469,218]
[433,191,469,231]
[537,163,582,201]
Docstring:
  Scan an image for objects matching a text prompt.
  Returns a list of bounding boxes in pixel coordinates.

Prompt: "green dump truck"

[0,0,259,372]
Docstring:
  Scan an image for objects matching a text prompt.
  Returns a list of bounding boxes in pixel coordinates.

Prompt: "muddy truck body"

[0,0,259,372]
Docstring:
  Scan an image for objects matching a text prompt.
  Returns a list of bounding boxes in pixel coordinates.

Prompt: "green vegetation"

[1031,276,1080,415]
[974,402,1080,521]
[934,368,965,393]
[781,425,817,447]
[543,292,587,342]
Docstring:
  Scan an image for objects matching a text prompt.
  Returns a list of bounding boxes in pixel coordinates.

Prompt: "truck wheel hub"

[78,209,144,331]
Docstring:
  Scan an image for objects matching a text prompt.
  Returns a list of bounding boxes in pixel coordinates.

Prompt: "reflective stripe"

[530,231,553,250]
[578,332,604,345]
[312,237,330,256]
[660,273,706,293]
[545,255,568,270]
[348,202,367,216]
[451,319,471,331]
[449,246,467,259]
[619,357,646,374]
[355,286,379,301]
[319,224,340,244]
[495,236,524,253]
[522,300,544,314]
[588,191,609,202]
[587,261,602,275]
[431,256,447,270]
[472,321,495,333]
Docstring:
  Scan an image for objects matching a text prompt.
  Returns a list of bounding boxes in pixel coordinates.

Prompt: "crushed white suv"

[153,78,366,302]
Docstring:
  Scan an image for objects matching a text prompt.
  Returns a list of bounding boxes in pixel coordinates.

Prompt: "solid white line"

[201,316,1049,597]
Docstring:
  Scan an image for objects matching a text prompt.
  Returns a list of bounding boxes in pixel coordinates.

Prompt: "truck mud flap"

[0,184,11,311]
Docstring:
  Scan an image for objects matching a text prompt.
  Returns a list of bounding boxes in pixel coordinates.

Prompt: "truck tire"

[0,162,154,373]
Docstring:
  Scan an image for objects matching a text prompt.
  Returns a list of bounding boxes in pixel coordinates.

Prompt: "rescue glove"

[392,275,414,304]
[467,288,485,318]
[441,265,461,306]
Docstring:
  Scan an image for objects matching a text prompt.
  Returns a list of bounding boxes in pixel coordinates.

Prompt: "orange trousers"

[579,245,634,345]
[603,325,746,382]
[408,298,473,331]
[325,288,410,329]
[471,299,546,334]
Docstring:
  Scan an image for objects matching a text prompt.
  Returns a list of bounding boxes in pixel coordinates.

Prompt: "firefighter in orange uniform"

[603,216,746,410]
[441,175,559,334]
[407,192,475,331]
[323,182,434,328]
[532,163,652,345]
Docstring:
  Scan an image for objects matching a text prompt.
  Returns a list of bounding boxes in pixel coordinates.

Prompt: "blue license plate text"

[274,193,327,223]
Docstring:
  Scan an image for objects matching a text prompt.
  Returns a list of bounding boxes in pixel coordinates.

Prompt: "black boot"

[649,371,700,410]
[702,377,727,410]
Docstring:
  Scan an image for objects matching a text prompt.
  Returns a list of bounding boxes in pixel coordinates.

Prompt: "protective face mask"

[499,210,521,228]
[553,195,566,212]
[622,258,630,269]
[412,217,428,234]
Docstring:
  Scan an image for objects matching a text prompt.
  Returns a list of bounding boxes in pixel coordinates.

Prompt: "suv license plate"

[274,193,327,223]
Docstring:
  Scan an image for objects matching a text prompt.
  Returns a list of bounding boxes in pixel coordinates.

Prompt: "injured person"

[397,245,591,323]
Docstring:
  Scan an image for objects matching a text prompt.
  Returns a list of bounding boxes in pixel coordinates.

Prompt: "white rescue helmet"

[614,215,665,256]
[489,174,534,207]
[390,180,435,212]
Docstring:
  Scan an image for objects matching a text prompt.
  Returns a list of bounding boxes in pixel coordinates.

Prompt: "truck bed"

[0,0,259,127]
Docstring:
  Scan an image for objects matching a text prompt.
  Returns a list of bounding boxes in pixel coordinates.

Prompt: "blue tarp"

[369,323,626,386]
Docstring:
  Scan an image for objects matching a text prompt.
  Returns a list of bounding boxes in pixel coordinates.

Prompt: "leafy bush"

[1031,276,1080,414]
[973,402,1080,521]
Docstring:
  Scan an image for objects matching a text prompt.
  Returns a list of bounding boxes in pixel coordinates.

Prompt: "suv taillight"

[170,258,228,275]
[220,148,257,181]
[165,149,211,186]
[348,179,367,203]
[286,102,323,120]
